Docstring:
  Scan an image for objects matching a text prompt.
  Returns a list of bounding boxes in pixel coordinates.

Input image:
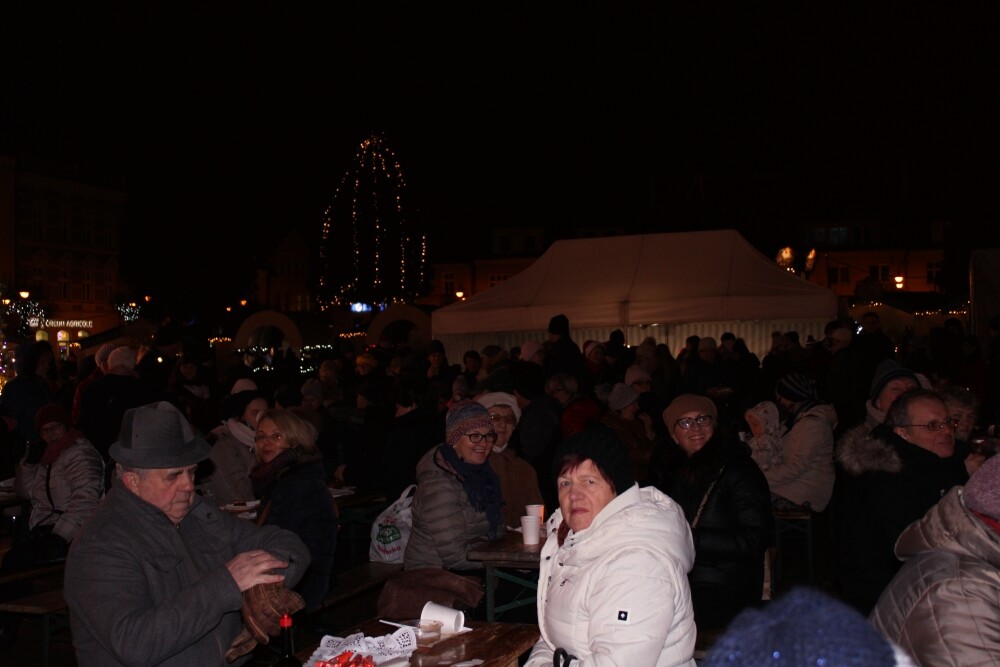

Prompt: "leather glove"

[225,627,257,663]
[242,581,305,645]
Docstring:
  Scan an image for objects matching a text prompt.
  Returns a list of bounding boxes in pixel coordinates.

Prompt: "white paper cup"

[521,515,541,545]
[525,504,545,521]
[421,601,464,633]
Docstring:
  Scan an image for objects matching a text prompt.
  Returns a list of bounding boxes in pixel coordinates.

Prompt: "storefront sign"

[27,318,94,329]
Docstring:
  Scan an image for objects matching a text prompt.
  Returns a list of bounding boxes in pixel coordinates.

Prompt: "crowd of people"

[0,309,997,665]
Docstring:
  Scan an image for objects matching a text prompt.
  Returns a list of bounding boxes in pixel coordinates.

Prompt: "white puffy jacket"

[525,484,697,667]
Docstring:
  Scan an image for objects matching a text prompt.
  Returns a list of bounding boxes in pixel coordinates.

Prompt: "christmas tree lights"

[318,132,427,310]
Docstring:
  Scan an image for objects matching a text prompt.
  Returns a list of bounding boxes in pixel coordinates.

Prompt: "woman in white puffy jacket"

[525,425,697,667]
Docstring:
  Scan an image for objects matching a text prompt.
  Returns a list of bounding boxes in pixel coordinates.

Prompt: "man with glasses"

[834,388,970,614]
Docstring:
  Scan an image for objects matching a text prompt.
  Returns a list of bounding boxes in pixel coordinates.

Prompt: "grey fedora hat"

[109,401,211,468]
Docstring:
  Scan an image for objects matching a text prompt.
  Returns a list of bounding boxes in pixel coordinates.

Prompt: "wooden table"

[467,531,542,622]
[299,618,540,667]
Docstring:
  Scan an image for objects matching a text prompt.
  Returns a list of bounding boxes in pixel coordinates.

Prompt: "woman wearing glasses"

[649,394,772,632]
[405,401,505,571]
[477,391,543,528]
[251,408,339,612]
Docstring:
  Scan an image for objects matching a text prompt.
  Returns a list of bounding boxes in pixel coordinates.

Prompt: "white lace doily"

[305,627,418,666]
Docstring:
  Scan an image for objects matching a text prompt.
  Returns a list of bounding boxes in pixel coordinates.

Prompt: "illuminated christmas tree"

[318,132,427,310]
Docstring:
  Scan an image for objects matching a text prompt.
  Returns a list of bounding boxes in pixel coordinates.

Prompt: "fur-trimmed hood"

[835,422,902,476]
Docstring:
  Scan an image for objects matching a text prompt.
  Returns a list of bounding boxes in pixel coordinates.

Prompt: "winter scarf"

[224,418,257,452]
[250,449,297,496]
[438,443,503,537]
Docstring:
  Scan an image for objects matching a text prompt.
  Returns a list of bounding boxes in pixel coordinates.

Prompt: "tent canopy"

[432,230,837,335]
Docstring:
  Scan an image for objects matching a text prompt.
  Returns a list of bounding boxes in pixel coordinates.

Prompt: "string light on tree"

[318,132,427,310]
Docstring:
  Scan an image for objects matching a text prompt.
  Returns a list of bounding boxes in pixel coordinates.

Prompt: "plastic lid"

[280,613,293,628]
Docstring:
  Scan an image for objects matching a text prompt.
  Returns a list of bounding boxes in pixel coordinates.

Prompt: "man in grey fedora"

[64,402,310,666]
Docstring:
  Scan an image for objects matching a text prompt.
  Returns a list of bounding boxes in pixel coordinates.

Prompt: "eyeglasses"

[40,424,66,435]
[489,413,517,426]
[896,419,959,432]
[675,415,714,430]
[254,431,284,444]
[465,432,499,444]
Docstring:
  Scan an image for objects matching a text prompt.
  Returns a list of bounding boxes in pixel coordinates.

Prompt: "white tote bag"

[369,484,416,563]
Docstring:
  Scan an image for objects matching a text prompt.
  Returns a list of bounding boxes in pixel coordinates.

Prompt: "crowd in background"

[1,309,1000,664]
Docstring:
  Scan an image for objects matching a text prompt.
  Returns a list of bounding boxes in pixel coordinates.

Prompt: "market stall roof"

[432,229,838,335]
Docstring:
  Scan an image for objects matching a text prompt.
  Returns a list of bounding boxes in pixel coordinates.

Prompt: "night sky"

[4,3,1000,318]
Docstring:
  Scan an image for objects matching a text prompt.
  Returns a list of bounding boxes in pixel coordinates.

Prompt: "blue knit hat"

[703,587,908,666]
[445,401,494,447]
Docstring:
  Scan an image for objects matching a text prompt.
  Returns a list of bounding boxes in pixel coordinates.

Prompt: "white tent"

[431,230,839,359]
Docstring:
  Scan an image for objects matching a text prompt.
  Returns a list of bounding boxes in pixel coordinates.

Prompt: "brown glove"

[242,581,306,645]
[225,627,257,663]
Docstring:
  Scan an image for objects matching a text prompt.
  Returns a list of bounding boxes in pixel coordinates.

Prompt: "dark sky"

[5,3,1000,316]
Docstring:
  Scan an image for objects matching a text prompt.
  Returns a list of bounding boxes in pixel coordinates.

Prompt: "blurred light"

[776,247,794,268]
[350,302,372,313]
[894,276,904,289]
[18,291,29,299]
[455,291,464,299]
[805,249,817,272]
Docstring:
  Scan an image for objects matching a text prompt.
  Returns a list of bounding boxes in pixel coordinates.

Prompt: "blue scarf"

[437,444,503,538]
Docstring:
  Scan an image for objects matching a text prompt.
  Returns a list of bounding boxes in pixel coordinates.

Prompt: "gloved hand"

[242,581,305,645]
[24,440,47,465]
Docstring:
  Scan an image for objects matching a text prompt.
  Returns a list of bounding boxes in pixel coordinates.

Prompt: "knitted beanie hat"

[35,403,71,432]
[870,359,919,402]
[663,394,717,430]
[552,424,634,495]
[548,313,570,336]
[704,587,910,667]
[607,383,639,412]
[476,391,522,423]
[624,366,652,386]
[446,401,494,447]
[230,378,258,394]
[775,372,818,403]
[964,452,1000,521]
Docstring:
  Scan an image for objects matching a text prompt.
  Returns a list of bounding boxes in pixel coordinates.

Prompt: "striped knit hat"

[446,401,494,447]
[775,372,818,403]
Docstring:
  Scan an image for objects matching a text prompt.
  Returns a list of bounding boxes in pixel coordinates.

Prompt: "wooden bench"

[0,587,69,667]
[316,561,404,610]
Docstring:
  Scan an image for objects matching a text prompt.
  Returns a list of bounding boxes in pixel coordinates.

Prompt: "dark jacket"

[833,422,969,614]
[65,485,309,666]
[651,435,773,631]
[256,457,338,612]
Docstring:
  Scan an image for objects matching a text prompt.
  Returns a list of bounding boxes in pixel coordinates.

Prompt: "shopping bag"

[369,484,416,563]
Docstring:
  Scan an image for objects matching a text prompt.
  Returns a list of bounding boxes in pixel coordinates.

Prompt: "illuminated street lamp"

[18,291,29,299]
[894,276,905,290]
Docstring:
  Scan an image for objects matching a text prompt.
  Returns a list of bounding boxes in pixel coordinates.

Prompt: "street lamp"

[18,291,29,299]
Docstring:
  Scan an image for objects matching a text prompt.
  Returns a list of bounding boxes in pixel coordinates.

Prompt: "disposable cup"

[521,515,541,545]
[525,504,545,521]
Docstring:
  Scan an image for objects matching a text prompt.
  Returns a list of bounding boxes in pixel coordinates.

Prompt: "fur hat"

[548,314,570,337]
[663,394,717,430]
[964,453,1000,521]
[775,372,818,403]
[107,346,137,371]
[870,360,919,402]
[704,587,911,666]
[110,401,211,469]
[625,366,652,386]
[35,403,71,432]
[607,383,639,412]
[552,424,634,495]
[445,401,494,447]
[519,340,543,363]
[476,392,522,423]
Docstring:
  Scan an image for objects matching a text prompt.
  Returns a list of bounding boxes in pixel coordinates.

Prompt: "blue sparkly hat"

[703,587,911,666]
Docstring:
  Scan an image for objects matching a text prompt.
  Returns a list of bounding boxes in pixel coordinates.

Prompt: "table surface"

[467,530,543,566]
[299,618,540,667]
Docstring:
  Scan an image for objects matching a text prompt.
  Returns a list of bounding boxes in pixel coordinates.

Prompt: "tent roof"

[432,229,837,335]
